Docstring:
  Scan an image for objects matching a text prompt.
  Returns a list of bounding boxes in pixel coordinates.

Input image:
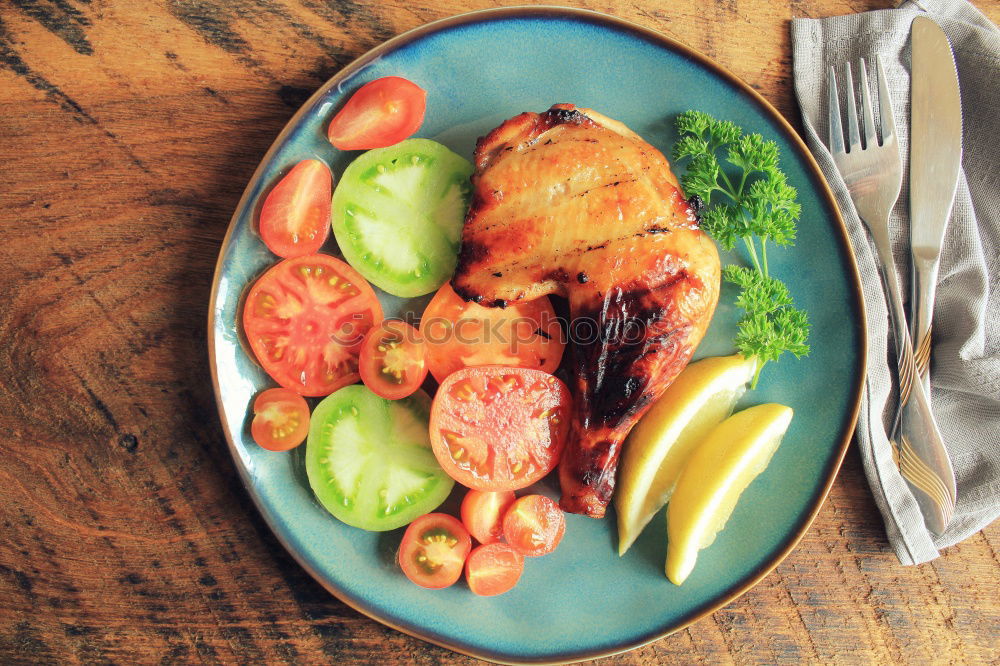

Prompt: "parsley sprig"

[673,110,810,387]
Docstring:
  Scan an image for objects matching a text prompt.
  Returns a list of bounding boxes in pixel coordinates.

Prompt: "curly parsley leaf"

[674,111,810,387]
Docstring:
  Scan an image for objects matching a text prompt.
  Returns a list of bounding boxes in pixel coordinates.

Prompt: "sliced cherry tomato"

[327,76,426,150]
[420,283,565,383]
[502,494,566,557]
[242,254,383,396]
[359,320,427,400]
[461,490,516,545]
[429,366,572,491]
[398,513,471,589]
[250,388,310,451]
[465,543,524,596]
[258,159,332,258]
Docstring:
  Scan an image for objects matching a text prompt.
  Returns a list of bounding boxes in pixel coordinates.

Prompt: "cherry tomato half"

[250,388,310,451]
[359,320,428,400]
[465,543,524,597]
[461,490,516,545]
[398,513,472,589]
[420,282,564,383]
[258,159,332,258]
[242,254,383,396]
[327,76,426,151]
[502,494,566,557]
[429,366,572,491]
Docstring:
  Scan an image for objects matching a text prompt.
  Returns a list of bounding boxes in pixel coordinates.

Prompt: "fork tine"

[827,66,846,154]
[875,55,897,143]
[844,62,861,152]
[858,59,879,147]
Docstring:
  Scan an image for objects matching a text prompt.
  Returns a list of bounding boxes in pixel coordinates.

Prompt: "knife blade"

[909,16,963,390]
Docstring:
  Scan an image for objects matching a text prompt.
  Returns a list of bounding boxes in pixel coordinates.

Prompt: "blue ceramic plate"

[209,7,864,663]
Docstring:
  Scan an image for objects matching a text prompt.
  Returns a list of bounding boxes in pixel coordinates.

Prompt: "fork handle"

[867,224,956,536]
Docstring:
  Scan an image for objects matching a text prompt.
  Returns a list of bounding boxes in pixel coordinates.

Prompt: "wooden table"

[2,1,997,662]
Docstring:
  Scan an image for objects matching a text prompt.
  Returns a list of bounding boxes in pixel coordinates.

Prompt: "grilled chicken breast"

[452,104,720,518]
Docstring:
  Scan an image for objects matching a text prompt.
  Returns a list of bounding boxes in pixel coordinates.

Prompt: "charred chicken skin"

[452,104,720,518]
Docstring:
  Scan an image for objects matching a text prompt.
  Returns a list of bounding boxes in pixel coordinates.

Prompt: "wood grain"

[1,0,998,663]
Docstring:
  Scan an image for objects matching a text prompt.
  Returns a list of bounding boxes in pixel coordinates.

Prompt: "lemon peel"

[615,354,757,555]
[665,403,793,585]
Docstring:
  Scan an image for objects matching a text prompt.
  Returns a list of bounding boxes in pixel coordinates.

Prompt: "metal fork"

[828,57,956,536]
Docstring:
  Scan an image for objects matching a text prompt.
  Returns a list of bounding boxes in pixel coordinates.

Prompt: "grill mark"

[513,133,623,161]
[468,155,663,238]
[455,239,490,270]
[455,224,684,302]
[572,174,641,197]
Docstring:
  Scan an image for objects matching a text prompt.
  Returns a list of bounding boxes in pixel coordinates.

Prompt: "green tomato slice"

[306,385,454,531]
[331,138,473,297]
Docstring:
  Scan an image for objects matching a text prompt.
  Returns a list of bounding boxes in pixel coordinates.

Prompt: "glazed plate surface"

[209,7,865,663]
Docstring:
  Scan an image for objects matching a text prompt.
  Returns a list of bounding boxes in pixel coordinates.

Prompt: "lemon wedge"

[665,403,793,585]
[616,354,757,555]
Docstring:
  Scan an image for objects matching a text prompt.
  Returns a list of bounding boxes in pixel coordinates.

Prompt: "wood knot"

[118,434,138,453]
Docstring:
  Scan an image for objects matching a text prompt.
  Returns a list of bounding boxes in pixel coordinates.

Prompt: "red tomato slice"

[461,490,516,545]
[358,320,428,400]
[242,254,383,396]
[420,283,565,383]
[429,366,572,491]
[258,159,332,258]
[502,494,566,557]
[327,76,426,150]
[465,543,524,596]
[250,388,310,451]
[398,513,472,589]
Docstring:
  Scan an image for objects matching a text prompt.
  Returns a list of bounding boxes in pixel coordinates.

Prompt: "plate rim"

[207,5,868,664]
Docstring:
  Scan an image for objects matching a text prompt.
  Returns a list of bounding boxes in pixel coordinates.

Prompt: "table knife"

[910,16,962,390]
[903,15,960,534]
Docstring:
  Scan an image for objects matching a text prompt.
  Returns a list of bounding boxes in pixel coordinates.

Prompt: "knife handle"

[911,255,940,392]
